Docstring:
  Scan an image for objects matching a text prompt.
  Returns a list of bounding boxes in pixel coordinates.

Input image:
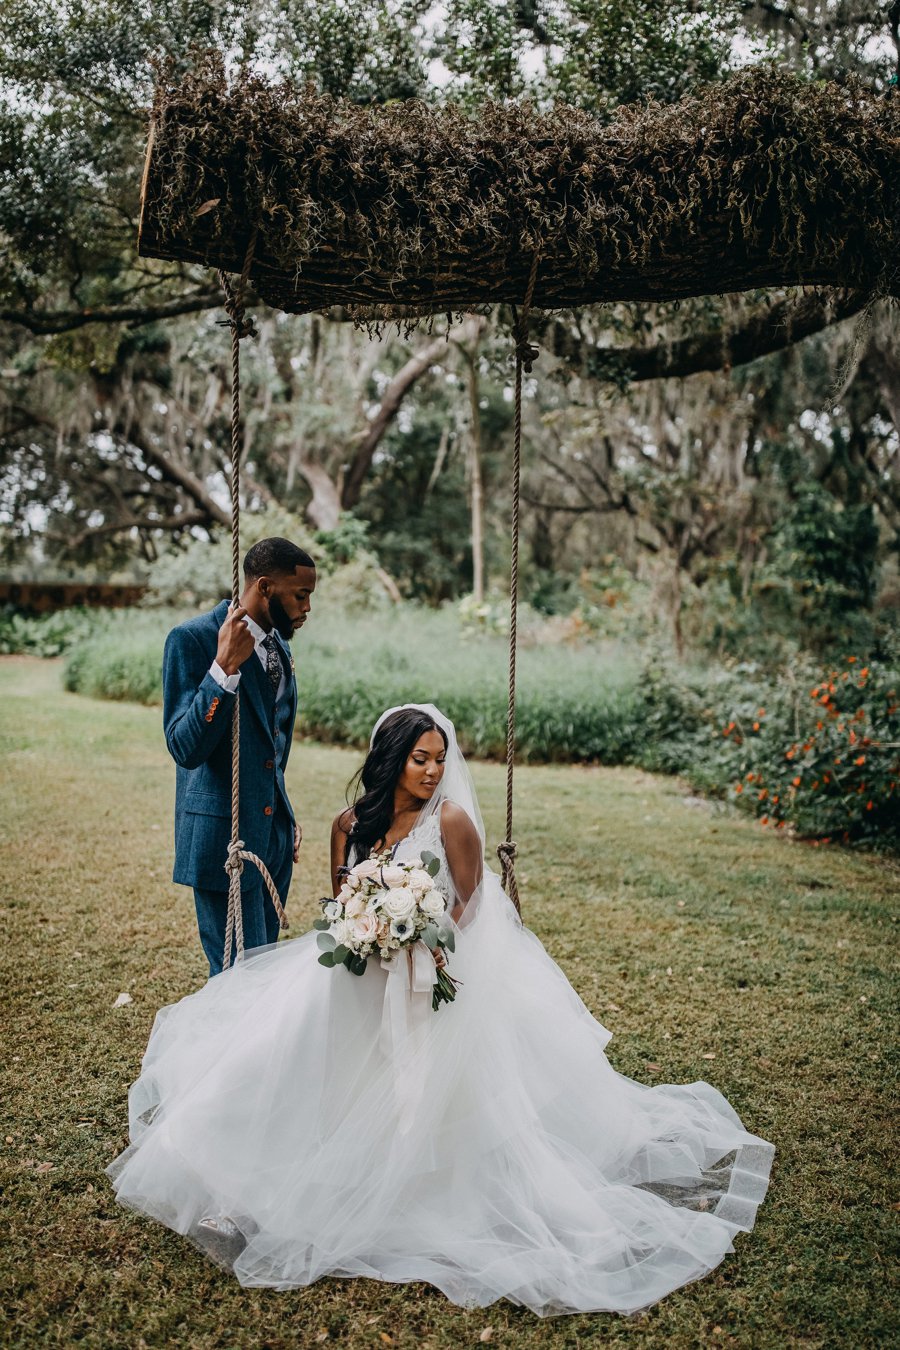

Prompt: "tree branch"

[340,329,467,509]
[0,287,230,335]
[543,289,868,383]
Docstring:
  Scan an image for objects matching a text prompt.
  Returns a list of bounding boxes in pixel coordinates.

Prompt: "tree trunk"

[340,336,450,510]
[297,459,342,531]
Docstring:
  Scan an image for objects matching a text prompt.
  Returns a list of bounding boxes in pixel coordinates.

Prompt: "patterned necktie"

[263,634,281,696]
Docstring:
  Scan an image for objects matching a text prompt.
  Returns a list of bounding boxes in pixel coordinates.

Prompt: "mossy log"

[139,57,899,315]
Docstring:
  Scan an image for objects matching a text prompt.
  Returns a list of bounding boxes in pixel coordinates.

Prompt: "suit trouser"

[193,806,293,977]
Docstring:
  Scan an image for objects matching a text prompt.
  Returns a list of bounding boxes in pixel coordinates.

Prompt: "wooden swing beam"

[138,63,899,316]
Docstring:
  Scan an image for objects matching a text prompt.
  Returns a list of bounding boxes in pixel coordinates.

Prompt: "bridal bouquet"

[314,849,459,1009]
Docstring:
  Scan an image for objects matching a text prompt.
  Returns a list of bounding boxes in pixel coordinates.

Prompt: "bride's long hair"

[346,707,448,861]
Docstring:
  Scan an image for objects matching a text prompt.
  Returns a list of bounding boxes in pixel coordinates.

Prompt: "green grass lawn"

[1,657,896,1350]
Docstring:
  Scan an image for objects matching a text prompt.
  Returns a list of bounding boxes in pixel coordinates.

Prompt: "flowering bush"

[636,651,900,849]
[715,657,900,847]
[723,656,900,842]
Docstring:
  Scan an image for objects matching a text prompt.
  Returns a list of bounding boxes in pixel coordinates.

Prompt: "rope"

[497,251,540,915]
[217,233,289,971]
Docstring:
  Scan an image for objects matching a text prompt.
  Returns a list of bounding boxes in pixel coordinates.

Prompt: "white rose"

[350,911,378,945]
[405,867,434,894]
[353,857,381,881]
[338,883,353,903]
[344,893,367,920]
[330,918,354,948]
[419,890,446,920]
[380,863,407,888]
[381,887,417,922]
[345,871,362,891]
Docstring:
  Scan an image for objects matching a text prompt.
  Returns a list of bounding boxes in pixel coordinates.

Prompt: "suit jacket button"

[265,759,274,770]
[264,805,273,816]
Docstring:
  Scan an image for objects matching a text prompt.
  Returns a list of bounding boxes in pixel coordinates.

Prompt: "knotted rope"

[217,232,289,970]
[497,251,540,915]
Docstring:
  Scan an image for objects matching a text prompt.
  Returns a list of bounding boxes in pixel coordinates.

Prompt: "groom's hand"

[215,604,255,676]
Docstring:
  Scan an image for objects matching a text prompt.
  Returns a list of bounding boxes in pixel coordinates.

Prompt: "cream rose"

[350,911,378,945]
[380,863,407,888]
[353,857,381,881]
[420,890,446,920]
[381,887,417,922]
[405,867,434,894]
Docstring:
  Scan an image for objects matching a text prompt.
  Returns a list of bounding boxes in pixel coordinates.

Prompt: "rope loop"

[224,838,246,877]
[496,840,522,916]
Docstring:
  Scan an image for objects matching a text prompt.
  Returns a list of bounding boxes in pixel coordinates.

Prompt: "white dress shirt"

[209,612,286,702]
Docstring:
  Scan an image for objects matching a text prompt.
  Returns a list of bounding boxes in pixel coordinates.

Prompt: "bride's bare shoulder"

[331,808,355,838]
[439,800,479,843]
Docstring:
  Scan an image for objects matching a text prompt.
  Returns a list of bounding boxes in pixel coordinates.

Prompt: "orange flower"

[847,656,857,663]
[772,794,779,804]
[786,748,796,760]
[861,667,869,677]
[757,708,766,717]
[810,686,819,698]
[792,776,801,787]
[866,800,874,811]
[834,757,843,765]
[758,789,767,801]
[760,815,768,825]
[855,755,865,766]
[841,671,849,681]
[753,721,760,732]
[816,720,824,731]
[734,783,743,794]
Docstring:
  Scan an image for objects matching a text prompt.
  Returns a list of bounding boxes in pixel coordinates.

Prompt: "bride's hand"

[431,947,447,971]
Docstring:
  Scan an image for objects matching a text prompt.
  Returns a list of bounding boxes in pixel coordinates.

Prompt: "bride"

[108,703,774,1316]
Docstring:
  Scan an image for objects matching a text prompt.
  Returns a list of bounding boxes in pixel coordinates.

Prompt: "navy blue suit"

[162,599,297,973]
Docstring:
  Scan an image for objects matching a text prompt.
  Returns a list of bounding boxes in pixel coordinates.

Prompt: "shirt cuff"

[209,661,240,693]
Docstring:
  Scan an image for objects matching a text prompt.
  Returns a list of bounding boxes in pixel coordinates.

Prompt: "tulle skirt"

[107,883,774,1316]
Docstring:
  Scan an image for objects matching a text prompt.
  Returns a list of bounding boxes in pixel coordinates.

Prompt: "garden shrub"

[0,606,106,657]
[637,650,900,849]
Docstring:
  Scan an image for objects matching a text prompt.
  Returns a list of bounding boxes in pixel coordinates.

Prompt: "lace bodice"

[349,809,454,903]
[393,812,453,901]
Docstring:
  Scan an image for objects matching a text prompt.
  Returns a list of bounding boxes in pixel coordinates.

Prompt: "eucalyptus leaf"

[421,922,438,949]
[350,955,368,976]
[316,931,336,952]
[441,928,456,953]
[317,951,336,968]
[313,918,331,931]
[333,944,349,963]
[420,850,441,878]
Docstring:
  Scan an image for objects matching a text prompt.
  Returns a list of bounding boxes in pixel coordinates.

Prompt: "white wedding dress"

[108,707,774,1317]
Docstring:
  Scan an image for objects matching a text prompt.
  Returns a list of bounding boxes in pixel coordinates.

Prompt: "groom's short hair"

[243,537,315,580]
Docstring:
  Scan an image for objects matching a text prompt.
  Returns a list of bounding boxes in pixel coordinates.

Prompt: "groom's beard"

[267,595,296,641]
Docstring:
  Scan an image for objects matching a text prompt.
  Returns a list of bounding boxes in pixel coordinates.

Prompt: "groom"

[162,537,317,975]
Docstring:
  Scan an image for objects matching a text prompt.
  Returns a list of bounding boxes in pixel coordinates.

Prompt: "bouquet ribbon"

[380,942,436,1130]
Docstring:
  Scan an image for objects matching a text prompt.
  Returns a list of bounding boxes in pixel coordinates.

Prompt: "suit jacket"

[162,599,298,892]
